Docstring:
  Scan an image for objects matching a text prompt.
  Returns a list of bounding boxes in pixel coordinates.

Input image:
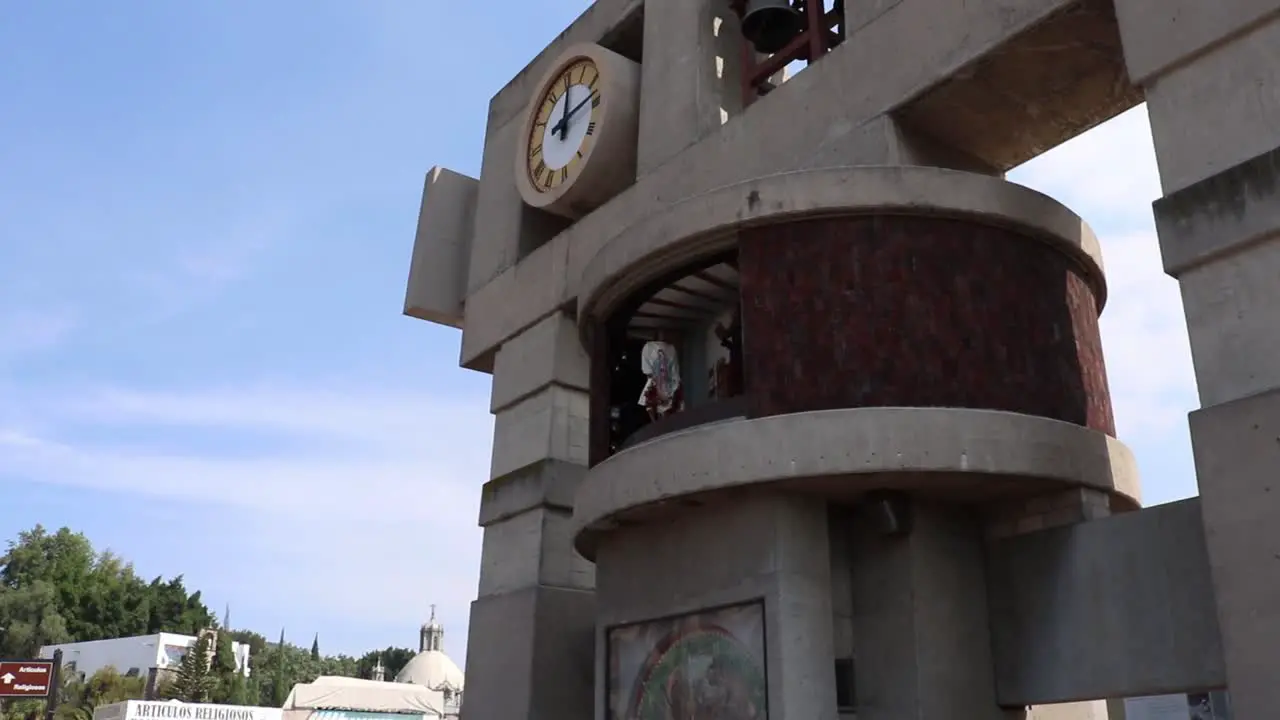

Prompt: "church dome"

[394,649,465,691]
[397,606,464,694]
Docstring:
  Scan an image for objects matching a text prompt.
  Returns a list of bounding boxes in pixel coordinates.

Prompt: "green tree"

[0,525,418,712]
[214,630,238,675]
[0,698,45,720]
[167,634,217,702]
[251,636,339,707]
[227,630,267,658]
[320,655,358,679]
[355,648,414,681]
[223,672,250,705]
[64,666,146,714]
[145,577,213,635]
[0,525,212,657]
[0,579,71,657]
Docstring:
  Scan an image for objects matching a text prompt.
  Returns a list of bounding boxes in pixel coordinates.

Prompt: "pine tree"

[310,634,320,660]
[270,628,288,706]
[224,672,249,706]
[167,633,217,703]
[214,630,239,675]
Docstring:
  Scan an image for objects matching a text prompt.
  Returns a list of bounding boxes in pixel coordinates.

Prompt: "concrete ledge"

[572,407,1140,560]
[576,167,1108,337]
[479,458,586,527]
[1154,143,1280,276]
[988,498,1226,705]
[490,313,590,414]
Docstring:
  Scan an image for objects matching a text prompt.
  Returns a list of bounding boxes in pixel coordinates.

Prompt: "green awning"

[309,712,431,720]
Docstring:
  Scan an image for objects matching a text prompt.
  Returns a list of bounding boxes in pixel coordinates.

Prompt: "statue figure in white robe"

[638,332,683,420]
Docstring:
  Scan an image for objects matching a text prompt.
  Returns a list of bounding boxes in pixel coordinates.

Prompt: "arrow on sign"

[0,673,13,684]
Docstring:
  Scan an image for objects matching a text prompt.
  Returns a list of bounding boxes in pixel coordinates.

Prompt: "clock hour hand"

[558,77,570,140]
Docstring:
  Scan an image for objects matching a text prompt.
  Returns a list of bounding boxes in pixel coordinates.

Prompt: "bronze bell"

[741,0,804,55]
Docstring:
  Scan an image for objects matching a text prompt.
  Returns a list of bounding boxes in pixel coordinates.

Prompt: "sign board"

[95,701,283,720]
[0,660,54,698]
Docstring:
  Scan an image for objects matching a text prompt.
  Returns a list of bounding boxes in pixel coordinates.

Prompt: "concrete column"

[1115,3,1280,717]
[846,503,1016,720]
[636,0,745,177]
[462,312,596,720]
[594,495,838,720]
[467,110,570,297]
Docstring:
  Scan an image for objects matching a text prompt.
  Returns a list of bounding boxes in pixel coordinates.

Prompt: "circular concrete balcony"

[571,407,1140,560]
[579,166,1119,468]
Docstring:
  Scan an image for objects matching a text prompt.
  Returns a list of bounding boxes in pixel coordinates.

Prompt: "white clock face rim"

[541,84,594,171]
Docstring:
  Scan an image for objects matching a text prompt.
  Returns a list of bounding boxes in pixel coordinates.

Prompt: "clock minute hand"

[562,91,596,125]
[549,90,597,138]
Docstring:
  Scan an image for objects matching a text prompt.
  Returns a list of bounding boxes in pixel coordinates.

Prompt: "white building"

[41,632,251,691]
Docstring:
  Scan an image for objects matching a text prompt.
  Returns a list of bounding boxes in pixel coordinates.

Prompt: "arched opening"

[590,250,747,463]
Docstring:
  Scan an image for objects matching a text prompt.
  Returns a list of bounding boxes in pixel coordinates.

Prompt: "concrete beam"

[458,0,1085,366]
[1113,0,1280,85]
[987,499,1226,706]
[403,167,477,329]
[1140,14,1280,194]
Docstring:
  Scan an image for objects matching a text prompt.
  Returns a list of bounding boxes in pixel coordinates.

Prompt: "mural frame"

[604,599,770,720]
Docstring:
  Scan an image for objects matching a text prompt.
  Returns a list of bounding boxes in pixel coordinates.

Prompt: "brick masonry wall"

[738,215,1116,435]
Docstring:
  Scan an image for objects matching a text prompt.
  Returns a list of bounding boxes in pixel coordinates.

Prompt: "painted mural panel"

[1124,691,1233,720]
[607,601,767,720]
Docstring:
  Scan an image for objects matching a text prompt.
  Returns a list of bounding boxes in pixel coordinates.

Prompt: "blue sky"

[1,2,1198,664]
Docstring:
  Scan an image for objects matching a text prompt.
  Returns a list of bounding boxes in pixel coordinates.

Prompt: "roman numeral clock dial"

[515,44,641,219]
[527,59,599,191]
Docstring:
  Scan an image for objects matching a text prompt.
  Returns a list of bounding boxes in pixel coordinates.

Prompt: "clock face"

[525,58,601,193]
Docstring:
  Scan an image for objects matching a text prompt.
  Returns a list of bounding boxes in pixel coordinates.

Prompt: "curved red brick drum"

[738,215,1115,436]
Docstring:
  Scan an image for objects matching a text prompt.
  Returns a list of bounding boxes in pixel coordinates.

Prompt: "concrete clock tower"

[403,0,1280,718]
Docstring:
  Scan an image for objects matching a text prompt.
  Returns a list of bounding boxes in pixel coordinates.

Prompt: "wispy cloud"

[1011,105,1199,446]
[0,382,492,656]
[0,307,78,358]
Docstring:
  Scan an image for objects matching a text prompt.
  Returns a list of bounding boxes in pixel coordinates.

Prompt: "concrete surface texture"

[402,0,1280,717]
